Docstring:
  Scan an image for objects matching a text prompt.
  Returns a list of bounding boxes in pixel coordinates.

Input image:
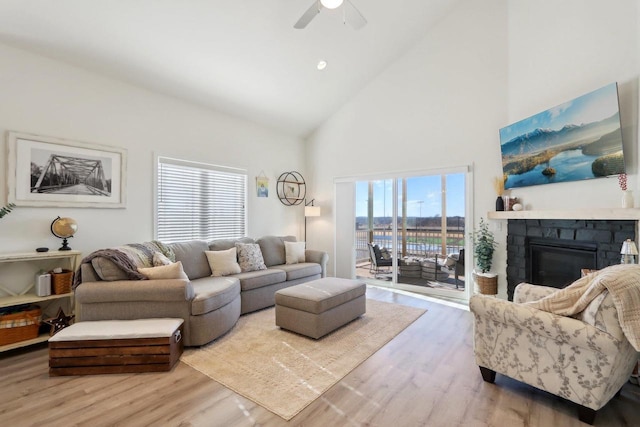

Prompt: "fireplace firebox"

[528,238,597,288]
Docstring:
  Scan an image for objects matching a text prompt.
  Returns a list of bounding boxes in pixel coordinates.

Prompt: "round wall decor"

[276,171,306,206]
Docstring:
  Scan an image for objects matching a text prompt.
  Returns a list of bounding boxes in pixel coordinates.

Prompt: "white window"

[156,156,247,243]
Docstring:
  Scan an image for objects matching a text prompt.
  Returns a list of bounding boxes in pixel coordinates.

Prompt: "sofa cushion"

[256,235,296,267]
[208,237,254,251]
[190,276,241,316]
[169,240,212,280]
[205,248,242,277]
[91,257,129,281]
[285,241,306,264]
[272,263,322,281]
[137,261,188,280]
[232,268,287,292]
[236,242,267,272]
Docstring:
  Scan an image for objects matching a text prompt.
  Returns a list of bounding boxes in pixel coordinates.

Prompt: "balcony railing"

[356,227,465,263]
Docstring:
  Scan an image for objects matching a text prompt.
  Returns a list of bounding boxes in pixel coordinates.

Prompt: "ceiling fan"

[294,0,367,30]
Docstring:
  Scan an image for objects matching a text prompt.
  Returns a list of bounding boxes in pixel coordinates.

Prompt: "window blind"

[157,157,247,243]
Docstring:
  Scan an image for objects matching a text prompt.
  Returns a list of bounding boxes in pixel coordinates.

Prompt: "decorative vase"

[495,196,504,211]
[622,190,634,209]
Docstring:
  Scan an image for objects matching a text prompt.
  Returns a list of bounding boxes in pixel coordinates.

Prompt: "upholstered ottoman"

[49,318,184,376]
[275,277,366,339]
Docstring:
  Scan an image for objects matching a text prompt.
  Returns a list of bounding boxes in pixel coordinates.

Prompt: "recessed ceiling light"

[317,60,328,71]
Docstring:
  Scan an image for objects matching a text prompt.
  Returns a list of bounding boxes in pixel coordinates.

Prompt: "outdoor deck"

[355,226,465,292]
[355,260,465,292]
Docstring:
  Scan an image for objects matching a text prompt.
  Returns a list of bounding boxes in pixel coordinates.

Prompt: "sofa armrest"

[75,279,194,304]
[305,249,329,278]
[469,294,621,353]
[513,282,558,303]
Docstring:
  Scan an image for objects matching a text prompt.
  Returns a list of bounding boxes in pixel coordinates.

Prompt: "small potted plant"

[0,203,15,220]
[472,217,498,295]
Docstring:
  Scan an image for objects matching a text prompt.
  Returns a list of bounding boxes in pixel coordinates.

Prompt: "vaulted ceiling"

[0,0,462,137]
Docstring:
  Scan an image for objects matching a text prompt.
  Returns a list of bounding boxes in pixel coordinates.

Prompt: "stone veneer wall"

[506,219,636,300]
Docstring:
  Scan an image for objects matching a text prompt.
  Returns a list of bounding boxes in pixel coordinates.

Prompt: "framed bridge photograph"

[6,131,127,208]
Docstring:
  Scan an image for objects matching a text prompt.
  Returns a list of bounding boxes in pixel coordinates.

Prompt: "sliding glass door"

[349,167,469,299]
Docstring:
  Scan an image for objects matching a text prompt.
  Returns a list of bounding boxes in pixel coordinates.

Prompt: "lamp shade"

[321,0,343,9]
[620,239,639,255]
[305,206,321,217]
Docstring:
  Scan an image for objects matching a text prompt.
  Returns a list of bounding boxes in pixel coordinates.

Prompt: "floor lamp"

[304,199,321,242]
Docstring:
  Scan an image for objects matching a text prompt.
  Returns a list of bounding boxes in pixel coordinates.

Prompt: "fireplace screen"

[528,238,597,288]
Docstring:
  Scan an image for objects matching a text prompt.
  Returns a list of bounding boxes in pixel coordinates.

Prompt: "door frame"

[334,164,474,301]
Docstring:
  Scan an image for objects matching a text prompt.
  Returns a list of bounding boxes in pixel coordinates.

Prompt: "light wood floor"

[1,287,639,427]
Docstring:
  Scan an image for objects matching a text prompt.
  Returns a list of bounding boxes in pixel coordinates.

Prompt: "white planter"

[622,190,634,208]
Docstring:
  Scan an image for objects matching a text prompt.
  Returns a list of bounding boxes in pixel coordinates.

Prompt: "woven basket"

[0,305,42,346]
[473,272,498,295]
[50,269,74,295]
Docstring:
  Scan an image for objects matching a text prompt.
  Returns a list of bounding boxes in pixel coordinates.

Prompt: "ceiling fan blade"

[294,1,322,29]
[345,0,367,30]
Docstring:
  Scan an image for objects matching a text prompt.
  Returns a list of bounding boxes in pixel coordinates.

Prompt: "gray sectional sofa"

[74,236,328,346]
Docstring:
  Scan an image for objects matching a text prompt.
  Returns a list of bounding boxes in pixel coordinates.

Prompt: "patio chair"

[453,249,465,288]
[368,243,392,278]
[444,249,465,288]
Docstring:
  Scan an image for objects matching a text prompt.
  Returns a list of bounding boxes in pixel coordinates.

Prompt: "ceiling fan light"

[320,0,343,10]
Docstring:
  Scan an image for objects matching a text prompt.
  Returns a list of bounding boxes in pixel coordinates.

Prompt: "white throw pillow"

[205,248,242,277]
[285,241,306,265]
[138,261,188,280]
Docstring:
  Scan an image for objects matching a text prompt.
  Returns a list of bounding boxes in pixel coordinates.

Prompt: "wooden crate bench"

[49,318,184,376]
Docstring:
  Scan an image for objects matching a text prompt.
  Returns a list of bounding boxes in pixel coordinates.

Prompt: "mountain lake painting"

[499,83,625,189]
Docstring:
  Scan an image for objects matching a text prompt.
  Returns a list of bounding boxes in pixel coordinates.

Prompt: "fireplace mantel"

[488,208,640,221]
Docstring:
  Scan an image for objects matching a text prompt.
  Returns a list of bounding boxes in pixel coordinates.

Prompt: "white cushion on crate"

[48,318,184,342]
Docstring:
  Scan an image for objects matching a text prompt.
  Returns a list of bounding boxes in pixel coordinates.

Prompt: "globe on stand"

[51,216,78,251]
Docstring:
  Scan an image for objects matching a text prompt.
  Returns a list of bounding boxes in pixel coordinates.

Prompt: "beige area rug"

[181,299,426,420]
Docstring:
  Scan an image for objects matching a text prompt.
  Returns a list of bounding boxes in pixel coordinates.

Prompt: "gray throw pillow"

[91,257,129,281]
[236,242,267,272]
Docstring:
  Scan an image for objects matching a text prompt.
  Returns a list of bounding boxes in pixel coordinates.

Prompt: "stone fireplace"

[505,218,635,300]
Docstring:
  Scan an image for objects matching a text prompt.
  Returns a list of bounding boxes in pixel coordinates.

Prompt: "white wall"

[307,0,640,299]
[506,0,639,208]
[489,0,639,298]
[306,0,509,278]
[0,42,305,255]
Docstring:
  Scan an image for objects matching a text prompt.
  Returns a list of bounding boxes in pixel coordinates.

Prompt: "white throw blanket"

[526,264,640,351]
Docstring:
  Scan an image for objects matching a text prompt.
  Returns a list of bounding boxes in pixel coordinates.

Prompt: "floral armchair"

[470,283,638,424]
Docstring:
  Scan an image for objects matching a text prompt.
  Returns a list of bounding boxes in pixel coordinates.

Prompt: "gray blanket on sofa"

[72,241,176,289]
